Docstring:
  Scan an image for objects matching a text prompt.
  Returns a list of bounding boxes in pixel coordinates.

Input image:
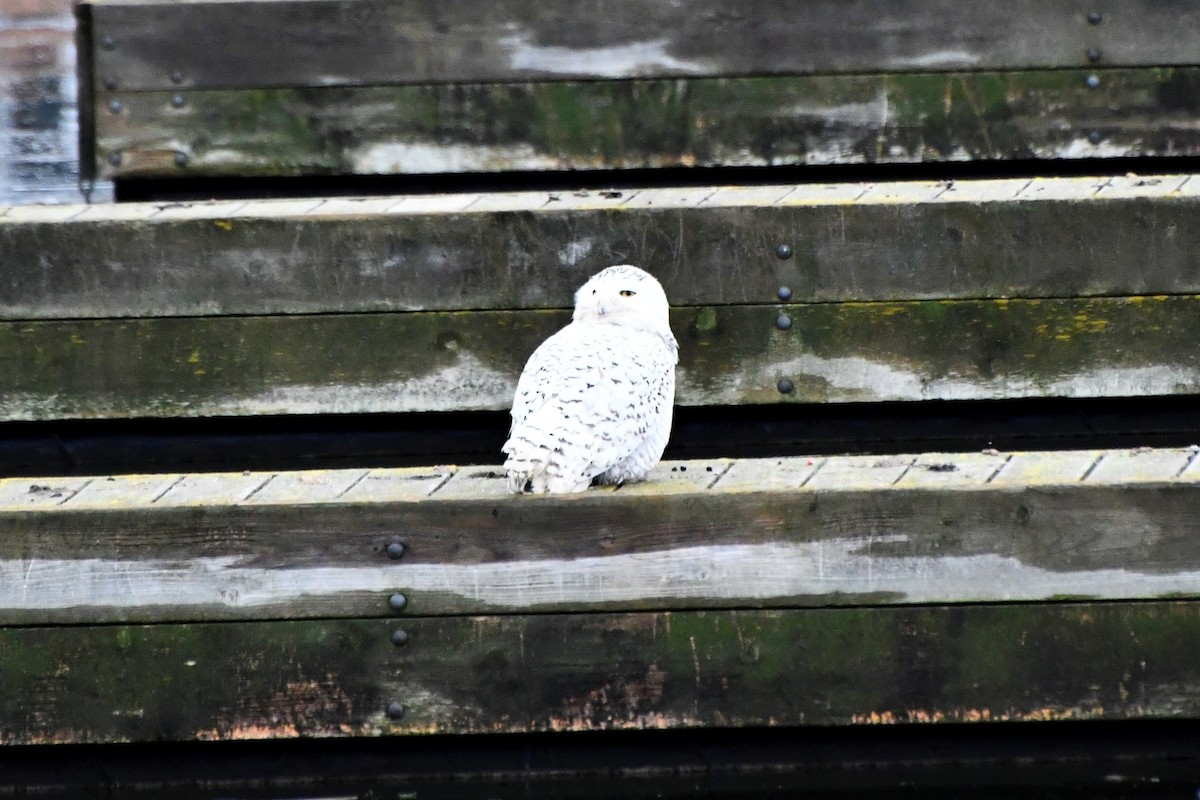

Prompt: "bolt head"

[1087,10,1102,23]
[777,378,795,395]
[386,701,405,719]
[391,629,409,646]
[1086,74,1101,89]
[777,286,792,301]
[108,151,122,166]
[385,541,405,560]
[170,70,185,84]
[171,94,186,108]
[1087,48,1102,63]
[1088,130,1102,145]
[776,314,792,331]
[107,99,122,113]
[775,244,793,260]
[101,36,116,50]
[102,76,117,91]
[388,592,408,612]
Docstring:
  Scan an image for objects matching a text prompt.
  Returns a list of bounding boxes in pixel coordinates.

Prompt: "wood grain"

[2,296,1200,420]
[5,602,1200,743]
[85,0,1200,91]
[0,449,1198,624]
[3,175,1199,320]
[92,68,1200,179]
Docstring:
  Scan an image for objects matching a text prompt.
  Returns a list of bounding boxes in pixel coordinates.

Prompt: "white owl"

[502,264,679,494]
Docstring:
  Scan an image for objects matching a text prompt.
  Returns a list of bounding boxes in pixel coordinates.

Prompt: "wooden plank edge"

[5,601,1200,744]
[1,449,1200,623]
[5,449,1200,511]
[4,174,1196,225]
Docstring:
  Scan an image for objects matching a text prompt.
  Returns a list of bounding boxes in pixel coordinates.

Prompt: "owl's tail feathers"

[502,430,592,494]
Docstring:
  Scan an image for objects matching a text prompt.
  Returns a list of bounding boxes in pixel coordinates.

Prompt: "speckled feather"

[503,265,678,494]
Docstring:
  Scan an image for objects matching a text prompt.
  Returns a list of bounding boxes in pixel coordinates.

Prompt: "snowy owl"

[502,265,678,494]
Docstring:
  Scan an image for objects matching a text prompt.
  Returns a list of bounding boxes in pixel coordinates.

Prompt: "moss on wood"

[94,68,1200,178]
[2,296,1199,419]
[4,603,1200,743]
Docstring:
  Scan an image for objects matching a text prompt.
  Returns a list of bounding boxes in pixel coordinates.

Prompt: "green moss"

[5,296,1200,418]
[97,66,1200,179]
[691,307,719,333]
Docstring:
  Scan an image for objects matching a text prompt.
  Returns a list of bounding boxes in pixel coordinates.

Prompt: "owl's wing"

[503,325,667,493]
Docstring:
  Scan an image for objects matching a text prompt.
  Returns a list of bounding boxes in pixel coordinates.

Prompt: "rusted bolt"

[775,244,793,260]
[777,378,795,395]
[101,36,116,50]
[171,94,186,108]
[391,629,409,646]
[107,98,122,113]
[776,314,792,331]
[170,70,185,84]
[1087,10,1102,24]
[173,152,189,167]
[108,151,122,166]
[388,592,408,612]
[1085,74,1101,89]
[1088,131,1102,145]
[386,541,405,560]
[386,701,405,719]
[777,286,793,301]
[1086,48,1102,63]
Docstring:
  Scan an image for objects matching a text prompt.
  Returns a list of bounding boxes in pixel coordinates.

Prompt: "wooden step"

[1,447,1197,625]
[80,0,1200,179]
[2,446,1200,743]
[3,174,1199,421]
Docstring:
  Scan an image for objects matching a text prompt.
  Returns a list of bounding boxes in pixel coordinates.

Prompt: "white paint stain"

[231,353,516,415]
[1047,137,1139,160]
[352,142,561,174]
[556,238,595,267]
[889,50,983,68]
[678,354,1200,405]
[3,537,1199,615]
[500,32,709,78]
[1045,365,1200,397]
[781,93,889,125]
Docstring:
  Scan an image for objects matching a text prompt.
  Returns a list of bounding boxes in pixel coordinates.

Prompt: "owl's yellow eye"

[619,289,636,297]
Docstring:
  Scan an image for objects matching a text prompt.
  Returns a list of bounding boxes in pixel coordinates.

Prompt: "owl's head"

[573,265,672,336]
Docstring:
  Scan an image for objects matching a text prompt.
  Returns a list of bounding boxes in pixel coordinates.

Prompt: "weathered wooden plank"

[5,602,1200,743]
[3,176,1200,320]
[92,68,1200,179]
[1,449,1200,624]
[1086,448,1197,484]
[3,296,1199,420]
[894,452,1008,488]
[86,0,1200,92]
[988,450,1102,486]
